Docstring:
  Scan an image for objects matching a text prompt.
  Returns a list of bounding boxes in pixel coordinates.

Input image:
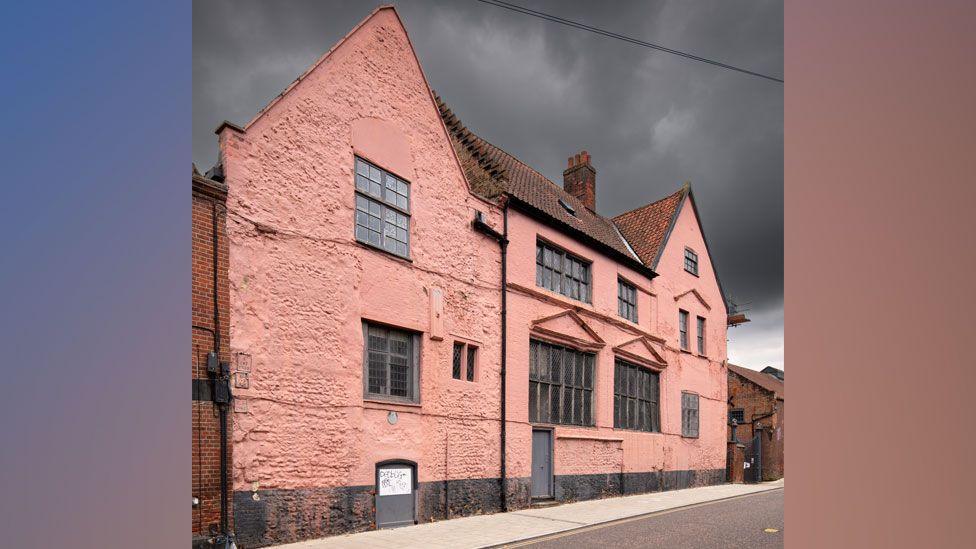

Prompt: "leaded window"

[697,316,706,355]
[729,408,745,424]
[363,322,419,402]
[535,241,591,303]
[466,345,476,382]
[452,341,477,382]
[452,342,464,380]
[354,157,410,258]
[682,392,700,437]
[684,248,699,276]
[613,359,660,432]
[679,310,689,350]
[529,339,594,426]
[618,278,637,322]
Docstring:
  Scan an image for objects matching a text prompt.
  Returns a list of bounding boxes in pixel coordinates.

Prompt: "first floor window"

[529,339,594,426]
[679,310,689,350]
[697,316,706,355]
[536,240,591,303]
[618,278,637,322]
[363,321,419,402]
[613,359,660,432]
[682,392,700,437]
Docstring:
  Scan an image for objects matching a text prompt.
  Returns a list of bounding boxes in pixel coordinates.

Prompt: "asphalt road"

[514,488,784,549]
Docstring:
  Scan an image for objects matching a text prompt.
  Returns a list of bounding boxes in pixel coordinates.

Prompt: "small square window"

[729,409,745,424]
[452,341,478,382]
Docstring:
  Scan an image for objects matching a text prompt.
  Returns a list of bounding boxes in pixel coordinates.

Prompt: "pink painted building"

[213,6,732,547]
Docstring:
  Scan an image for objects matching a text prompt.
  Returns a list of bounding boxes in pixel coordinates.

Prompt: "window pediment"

[530,310,605,352]
[612,336,668,371]
[673,288,711,311]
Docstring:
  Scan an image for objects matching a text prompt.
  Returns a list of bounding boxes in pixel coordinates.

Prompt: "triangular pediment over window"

[613,336,668,371]
[530,310,605,352]
[674,288,711,311]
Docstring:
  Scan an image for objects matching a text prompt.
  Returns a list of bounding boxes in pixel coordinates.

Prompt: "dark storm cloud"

[193,0,783,368]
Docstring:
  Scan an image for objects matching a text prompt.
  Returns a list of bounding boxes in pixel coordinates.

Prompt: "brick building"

[727,363,784,481]
[202,6,745,547]
[192,166,234,548]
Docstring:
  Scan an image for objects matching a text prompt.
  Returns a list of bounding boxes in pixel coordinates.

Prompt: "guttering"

[470,202,509,512]
[505,195,657,280]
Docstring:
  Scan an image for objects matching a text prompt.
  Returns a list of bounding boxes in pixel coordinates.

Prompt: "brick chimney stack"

[563,150,596,212]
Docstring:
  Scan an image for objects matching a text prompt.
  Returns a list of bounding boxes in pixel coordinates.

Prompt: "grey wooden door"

[376,462,416,529]
[531,429,553,498]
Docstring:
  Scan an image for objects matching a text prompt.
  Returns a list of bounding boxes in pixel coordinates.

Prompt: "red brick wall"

[192,176,232,540]
[727,371,784,480]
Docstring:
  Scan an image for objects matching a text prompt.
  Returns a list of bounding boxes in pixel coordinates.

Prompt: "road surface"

[513,488,784,548]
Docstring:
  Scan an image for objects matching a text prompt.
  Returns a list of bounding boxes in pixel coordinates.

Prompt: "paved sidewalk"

[275,479,784,549]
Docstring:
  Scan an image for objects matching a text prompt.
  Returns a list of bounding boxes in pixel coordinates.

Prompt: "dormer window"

[684,248,699,276]
[558,197,576,216]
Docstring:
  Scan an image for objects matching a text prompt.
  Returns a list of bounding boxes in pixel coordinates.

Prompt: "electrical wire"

[473,0,783,83]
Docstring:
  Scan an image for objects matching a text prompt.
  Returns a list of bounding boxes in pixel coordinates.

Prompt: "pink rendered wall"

[220,8,505,491]
[504,194,727,478]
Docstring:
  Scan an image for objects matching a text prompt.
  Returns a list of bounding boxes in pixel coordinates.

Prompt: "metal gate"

[744,432,762,483]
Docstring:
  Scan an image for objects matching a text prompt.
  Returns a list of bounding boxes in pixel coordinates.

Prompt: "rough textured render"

[215,5,731,546]
[220,7,505,545]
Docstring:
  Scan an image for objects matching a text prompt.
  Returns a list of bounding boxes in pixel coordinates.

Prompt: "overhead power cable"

[473,0,784,83]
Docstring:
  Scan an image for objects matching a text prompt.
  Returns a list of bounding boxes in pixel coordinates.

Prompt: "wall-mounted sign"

[378,467,412,496]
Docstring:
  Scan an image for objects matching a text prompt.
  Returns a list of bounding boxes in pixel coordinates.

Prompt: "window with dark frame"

[354,157,410,258]
[679,310,689,350]
[613,359,660,432]
[535,240,591,303]
[681,392,700,437]
[452,342,464,380]
[452,341,477,382]
[729,408,745,424]
[466,345,477,382]
[528,339,594,426]
[697,316,706,355]
[684,248,699,276]
[363,321,418,402]
[618,278,638,323]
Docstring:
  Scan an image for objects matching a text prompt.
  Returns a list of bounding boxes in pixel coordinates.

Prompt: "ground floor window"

[529,339,594,426]
[613,359,660,432]
[682,392,700,437]
[363,321,419,403]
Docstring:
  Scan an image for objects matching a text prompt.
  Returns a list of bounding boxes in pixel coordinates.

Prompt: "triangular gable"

[613,336,668,371]
[220,5,480,199]
[661,190,729,309]
[674,288,711,311]
[531,310,605,352]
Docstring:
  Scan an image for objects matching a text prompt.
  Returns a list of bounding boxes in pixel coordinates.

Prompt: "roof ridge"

[435,94,508,181]
[435,95,622,225]
[613,185,686,222]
